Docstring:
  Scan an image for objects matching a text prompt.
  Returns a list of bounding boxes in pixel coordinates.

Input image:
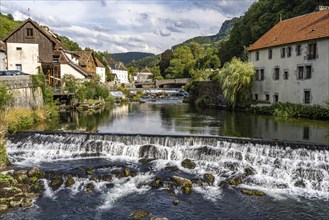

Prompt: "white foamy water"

[99,173,154,209]
[6,132,329,200]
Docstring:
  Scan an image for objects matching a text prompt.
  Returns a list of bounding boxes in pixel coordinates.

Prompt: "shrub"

[0,84,13,111]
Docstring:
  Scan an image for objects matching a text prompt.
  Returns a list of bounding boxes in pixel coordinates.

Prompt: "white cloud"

[0,0,254,54]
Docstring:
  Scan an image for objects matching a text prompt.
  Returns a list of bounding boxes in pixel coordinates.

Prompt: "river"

[4,99,329,219]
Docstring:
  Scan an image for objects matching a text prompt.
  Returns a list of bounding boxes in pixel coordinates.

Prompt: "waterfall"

[6,132,329,198]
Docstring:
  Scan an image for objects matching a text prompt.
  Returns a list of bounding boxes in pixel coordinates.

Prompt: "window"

[16,47,22,50]
[283,70,289,80]
[287,46,291,57]
[296,45,302,56]
[265,94,270,101]
[256,51,259,61]
[16,64,22,71]
[305,65,312,79]
[281,48,286,58]
[274,67,280,80]
[53,55,60,63]
[297,66,304,79]
[254,94,258,100]
[274,94,279,103]
[304,90,311,104]
[260,69,264,80]
[307,43,317,60]
[26,28,33,37]
[268,49,272,59]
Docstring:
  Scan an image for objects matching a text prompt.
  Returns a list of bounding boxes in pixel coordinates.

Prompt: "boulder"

[150,177,163,188]
[218,180,229,189]
[244,167,255,177]
[172,199,180,205]
[50,176,64,190]
[27,167,45,178]
[181,159,196,169]
[227,177,243,186]
[85,168,94,175]
[9,197,23,208]
[165,166,179,171]
[27,176,38,185]
[16,184,30,193]
[20,197,33,208]
[131,210,150,220]
[123,169,131,177]
[241,189,265,196]
[0,204,8,212]
[99,174,113,182]
[150,217,169,220]
[85,183,94,193]
[65,176,75,187]
[171,176,192,194]
[203,173,215,186]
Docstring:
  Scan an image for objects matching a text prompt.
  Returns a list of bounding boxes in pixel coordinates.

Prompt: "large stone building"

[248,8,329,106]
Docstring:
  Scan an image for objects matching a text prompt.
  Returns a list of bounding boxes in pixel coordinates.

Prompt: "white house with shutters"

[248,7,329,106]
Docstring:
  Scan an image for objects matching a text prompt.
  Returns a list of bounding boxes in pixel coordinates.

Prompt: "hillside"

[218,0,329,64]
[0,14,22,40]
[128,54,160,70]
[111,52,155,65]
[173,19,234,49]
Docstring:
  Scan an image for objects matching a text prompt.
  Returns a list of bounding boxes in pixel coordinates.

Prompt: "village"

[0,1,329,219]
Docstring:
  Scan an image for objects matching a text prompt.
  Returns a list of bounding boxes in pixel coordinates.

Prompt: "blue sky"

[0,0,255,54]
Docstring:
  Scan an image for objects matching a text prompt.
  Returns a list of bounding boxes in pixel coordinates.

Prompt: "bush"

[249,103,329,120]
[0,84,12,110]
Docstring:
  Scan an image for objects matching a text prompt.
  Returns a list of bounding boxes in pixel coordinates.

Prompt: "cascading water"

[6,132,329,200]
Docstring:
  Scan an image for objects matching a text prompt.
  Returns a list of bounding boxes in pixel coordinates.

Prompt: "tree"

[215,57,255,109]
[165,46,194,78]
[7,14,14,21]
[159,49,173,77]
[56,35,81,51]
[128,66,138,82]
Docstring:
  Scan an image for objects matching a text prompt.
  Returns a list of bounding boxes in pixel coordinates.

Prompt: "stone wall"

[0,75,43,108]
[187,81,226,107]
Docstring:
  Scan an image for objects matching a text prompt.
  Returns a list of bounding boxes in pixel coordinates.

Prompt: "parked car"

[0,70,29,76]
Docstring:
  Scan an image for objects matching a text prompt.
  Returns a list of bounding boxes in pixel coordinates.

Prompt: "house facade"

[95,58,106,83]
[3,18,90,86]
[105,59,129,84]
[136,67,153,82]
[248,8,329,106]
[0,41,6,71]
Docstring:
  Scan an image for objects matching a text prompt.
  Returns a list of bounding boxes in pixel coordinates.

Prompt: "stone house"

[105,58,129,84]
[136,67,153,82]
[248,8,329,106]
[3,18,91,86]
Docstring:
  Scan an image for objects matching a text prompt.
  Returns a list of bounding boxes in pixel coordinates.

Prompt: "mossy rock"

[85,183,94,194]
[32,183,44,192]
[99,174,112,182]
[27,167,45,179]
[85,168,94,175]
[183,186,192,194]
[181,159,196,169]
[219,180,229,189]
[65,176,75,187]
[203,173,215,186]
[27,176,38,185]
[227,177,243,186]
[123,169,131,177]
[241,189,265,196]
[244,167,255,177]
[171,176,192,188]
[16,184,31,193]
[172,199,180,205]
[131,210,150,220]
[150,177,162,188]
[0,204,8,212]
[50,176,64,190]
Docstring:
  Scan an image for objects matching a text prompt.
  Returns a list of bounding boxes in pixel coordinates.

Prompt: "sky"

[0,0,255,54]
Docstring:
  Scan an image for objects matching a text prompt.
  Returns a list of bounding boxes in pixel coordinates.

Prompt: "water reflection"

[59,103,329,144]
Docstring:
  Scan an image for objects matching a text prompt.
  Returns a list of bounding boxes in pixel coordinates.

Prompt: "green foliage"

[214,57,255,109]
[0,84,13,111]
[159,49,174,77]
[218,0,329,64]
[249,103,329,120]
[62,76,112,102]
[32,72,54,105]
[0,173,14,184]
[0,143,9,169]
[56,35,82,51]
[0,13,22,40]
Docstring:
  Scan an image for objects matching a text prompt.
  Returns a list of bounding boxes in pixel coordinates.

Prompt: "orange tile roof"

[248,9,329,51]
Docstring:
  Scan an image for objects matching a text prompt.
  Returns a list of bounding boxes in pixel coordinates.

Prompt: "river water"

[4,99,329,220]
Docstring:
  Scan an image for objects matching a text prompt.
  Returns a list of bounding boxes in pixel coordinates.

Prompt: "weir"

[6,131,329,197]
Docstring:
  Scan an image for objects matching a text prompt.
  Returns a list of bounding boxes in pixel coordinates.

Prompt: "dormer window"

[26,28,34,37]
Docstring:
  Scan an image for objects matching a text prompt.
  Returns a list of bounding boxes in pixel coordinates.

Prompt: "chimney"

[316,5,329,11]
